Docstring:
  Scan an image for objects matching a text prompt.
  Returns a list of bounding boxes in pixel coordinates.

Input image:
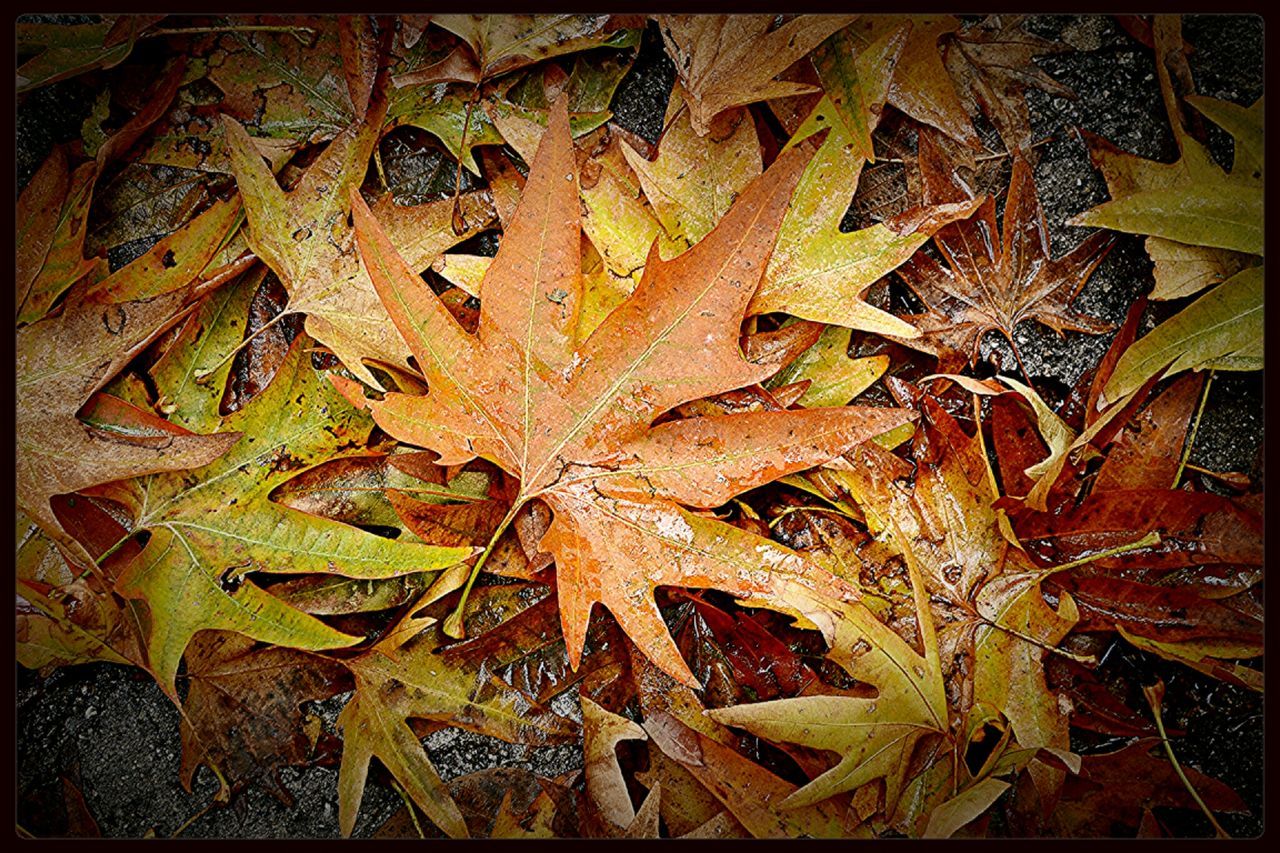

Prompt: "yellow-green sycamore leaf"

[337,626,577,837]
[747,27,980,335]
[115,341,472,696]
[768,325,889,408]
[1102,266,1263,404]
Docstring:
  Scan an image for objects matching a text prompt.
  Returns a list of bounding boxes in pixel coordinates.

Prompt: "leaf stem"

[1002,331,1036,391]
[1143,682,1231,839]
[193,308,295,382]
[449,86,481,237]
[875,136,1055,166]
[441,498,524,639]
[1041,531,1162,576]
[1174,370,1214,487]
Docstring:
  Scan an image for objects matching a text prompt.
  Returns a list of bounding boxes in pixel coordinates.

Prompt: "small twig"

[1143,681,1231,839]
[450,86,481,236]
[170,797,220,838]
[1174,370,1215,487]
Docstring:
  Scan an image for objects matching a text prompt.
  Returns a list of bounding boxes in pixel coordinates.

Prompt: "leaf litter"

[15,12,1263,840]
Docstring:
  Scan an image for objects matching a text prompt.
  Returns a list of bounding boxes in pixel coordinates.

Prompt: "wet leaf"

[16,281,239,566]
[347,97,914,687]
[893,131,1112,372]
[432,15,632,80]
[113,340,472,696]
[223,73,495,387]
[16,17,153,92]
[337,625,578,837]
[1102,266,1263,405]
[178,630,349,802]
[1046,739,1247,836]
[621,87,761,251]
[941,15,1074,153]
[749,37,981,336]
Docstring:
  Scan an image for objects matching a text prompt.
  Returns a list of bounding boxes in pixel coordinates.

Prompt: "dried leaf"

[656,14,856,135]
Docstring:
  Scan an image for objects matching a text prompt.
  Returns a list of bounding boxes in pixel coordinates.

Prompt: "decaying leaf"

[894,130,1112,372]
[337,622,577,837]
[16,281,239,565]
[223,73,496,387]
[178,630,349,802]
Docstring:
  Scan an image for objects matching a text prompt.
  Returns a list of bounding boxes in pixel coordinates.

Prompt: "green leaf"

[1186,94,1263,179]
[768,325,889,408]
[387,84,504,175]
[1102,266,1263,404]
[1071,181,1262,256]
[115,340,473,696]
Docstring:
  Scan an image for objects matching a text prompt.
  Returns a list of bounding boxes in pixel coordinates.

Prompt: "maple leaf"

[344,98,914,687]
[893,130,1113,373]
[1067,18,1262,405]
[16,282,240,565]
[940,15,1074,153]
[621,86,762,251]
[859,16,980,148]
[767,325,890,409]
[1044,739,1247,837]
[16,146,70,316]
[581,696,648,832]
[223,74,496,388]
[83,196,246,304]
[18,63,185,324]
[16,15,159,92]
[113,331,472,697]
[656,14,856,136]
[17,577,135,672]
[709,571,948,815]
[623,642,856,838]
[337,624,577,838]
[749,30,982,337]
[830,399,1082,804]
[202,16,376,145]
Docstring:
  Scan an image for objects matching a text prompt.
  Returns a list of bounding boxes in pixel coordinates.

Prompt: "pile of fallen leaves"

[16,13,1262,839]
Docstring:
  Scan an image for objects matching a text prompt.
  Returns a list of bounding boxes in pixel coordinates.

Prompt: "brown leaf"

[16,146,71,317]
[657,14,856,135]
[346,96,913,686]
[16,282,240,564]
[1045,739,1247,836]
[893,130,1113,372]
[178,630,349,803]
[1092,373,1203,492]
[941,15,1075,153]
